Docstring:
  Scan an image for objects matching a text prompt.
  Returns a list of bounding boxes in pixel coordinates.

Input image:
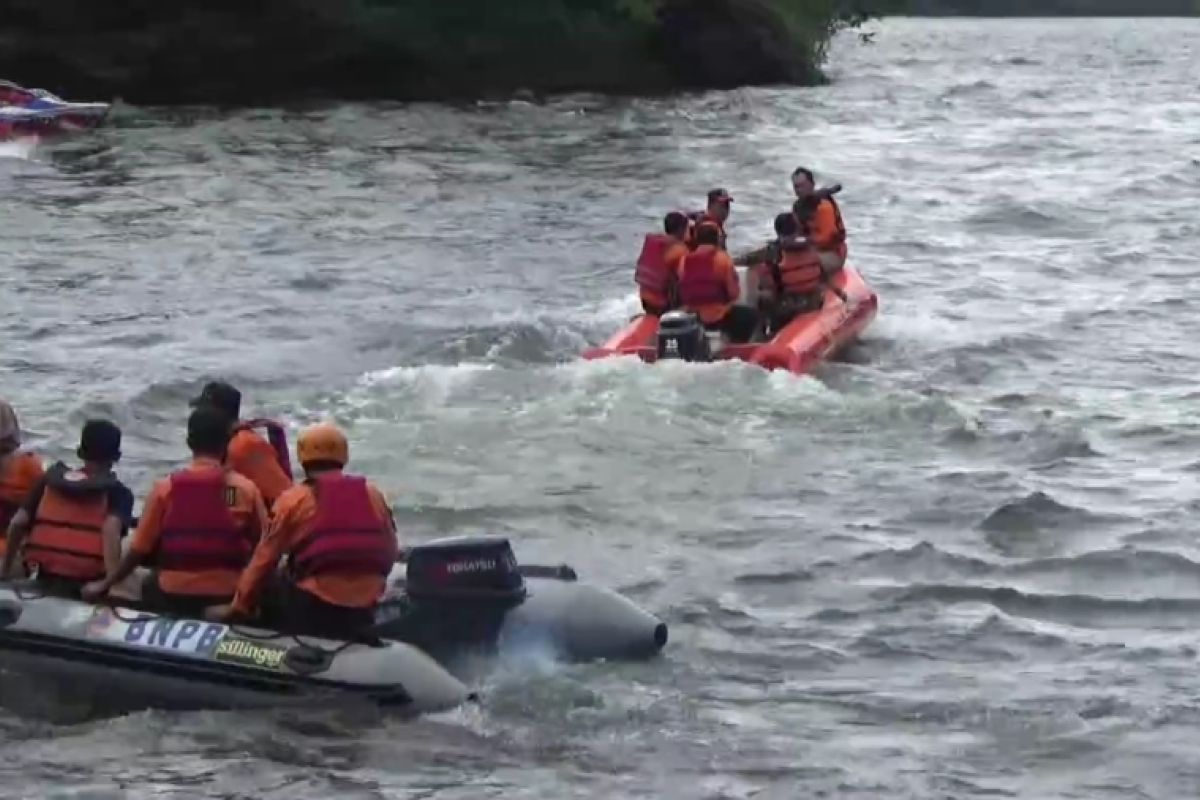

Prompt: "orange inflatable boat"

[582,265,878,375]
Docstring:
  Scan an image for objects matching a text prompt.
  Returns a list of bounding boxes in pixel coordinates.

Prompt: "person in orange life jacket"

[81,407,269,616]
[0,400,45,559]
[677,223,760,344]
[791,167,848,272]
[636,211,691,316]
[2,420,133,597]
[759,212,832,335]
[205,422,399,639]
[190,381,292,508]
[686,188,733,250]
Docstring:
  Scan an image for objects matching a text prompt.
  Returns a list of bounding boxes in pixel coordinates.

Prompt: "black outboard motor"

[375,537,528,662]
[405,536,526,602]
[656,310,712,362]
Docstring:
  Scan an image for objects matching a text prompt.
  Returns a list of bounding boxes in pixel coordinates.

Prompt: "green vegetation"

[0,0,887,105]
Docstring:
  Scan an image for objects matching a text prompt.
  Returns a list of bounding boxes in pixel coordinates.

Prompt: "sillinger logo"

[214,636,289,670]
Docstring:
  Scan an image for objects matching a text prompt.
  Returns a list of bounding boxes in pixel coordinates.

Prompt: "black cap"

[707,188,733,205]
[78,419,122,463]
[190,381,241,420]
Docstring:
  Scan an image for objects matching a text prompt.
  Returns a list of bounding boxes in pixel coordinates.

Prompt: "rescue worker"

[687,188,733,250]
[635,211,690,316]
[2,420,133,596]
[0,400,44,559]
[190,381,292,507]
[791,167,848,272]
[761,212,830,334]
[207,422,398,639]
[81,407,268,616]
[676,223,759,344]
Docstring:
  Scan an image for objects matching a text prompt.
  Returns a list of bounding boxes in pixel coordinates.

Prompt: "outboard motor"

[377,537,528,662]
[656,310,712,362]
[405,536,526,603]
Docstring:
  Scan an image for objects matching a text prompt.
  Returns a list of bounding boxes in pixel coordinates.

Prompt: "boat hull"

[373,570,668,672]
[0,587,471,720]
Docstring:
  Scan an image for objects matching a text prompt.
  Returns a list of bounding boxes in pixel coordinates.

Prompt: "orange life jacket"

[24,464,115,581]
[797,196,847,252]
[634,234,677,296]
[0,452,38,541]
[290,474,394,579]
[155,470,254,572]
[232,418,292,478]
[686,212,727,250]
[775,238,825,296]
[677,248,733,308]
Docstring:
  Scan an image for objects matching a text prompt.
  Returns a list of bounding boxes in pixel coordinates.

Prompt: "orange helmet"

[296,422,349,467]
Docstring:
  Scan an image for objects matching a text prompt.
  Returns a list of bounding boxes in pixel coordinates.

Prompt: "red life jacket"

[776,238,825,296]
[634,234,676,296]
[233,418,292,478]
[290,474,394,579]
[677,248,732,308]
[687,212,727,250]
[24,464,114,580]
[155,470,253,572]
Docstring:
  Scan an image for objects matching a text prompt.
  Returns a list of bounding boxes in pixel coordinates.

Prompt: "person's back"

[677,225,740,325]
[227,424,292,506]
[189,381,292,506]
[83,407,268,617]
[635,211,690,316]
[0,400,44,556]
[2,420,132,597]
[214,422,398,639]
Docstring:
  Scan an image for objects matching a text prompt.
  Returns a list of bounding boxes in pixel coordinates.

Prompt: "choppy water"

[3,16,1200,799]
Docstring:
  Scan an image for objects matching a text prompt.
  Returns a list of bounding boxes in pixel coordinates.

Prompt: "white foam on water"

[0,136,39,160]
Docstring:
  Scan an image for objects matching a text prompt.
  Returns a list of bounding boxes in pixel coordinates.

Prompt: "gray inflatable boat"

[0,586,470,717]
[373,536,668,670]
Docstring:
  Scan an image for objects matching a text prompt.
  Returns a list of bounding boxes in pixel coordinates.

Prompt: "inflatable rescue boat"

[0,586,471,717]
[374,536,668,669]
[0,536,665,716]
[0,80,109,141]
[583,264,878,375]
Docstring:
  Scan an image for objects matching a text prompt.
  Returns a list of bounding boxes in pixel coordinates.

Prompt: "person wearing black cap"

[82,406,268,616]
[687,188,733,251]
[2,419,134,597]
[191,381,293,508]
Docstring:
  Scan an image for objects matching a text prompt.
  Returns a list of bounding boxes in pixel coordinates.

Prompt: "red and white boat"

[0,80,110,142]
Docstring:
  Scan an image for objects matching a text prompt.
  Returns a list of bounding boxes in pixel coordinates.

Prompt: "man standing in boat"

[791,167,848,274]
[687,188,734,250]
[190,381,293,508]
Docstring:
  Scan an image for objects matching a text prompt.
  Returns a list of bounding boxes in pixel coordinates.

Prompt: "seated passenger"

[208,422,399,640]
[687,188,733,250]
[676,223,759,344]
[190,381,293,508]
[0,400,45,558]
[635,211,691,317]
[791,167,848,272]
[762,212,829,335]
[3,420,133,597]
[82,407,268,616]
